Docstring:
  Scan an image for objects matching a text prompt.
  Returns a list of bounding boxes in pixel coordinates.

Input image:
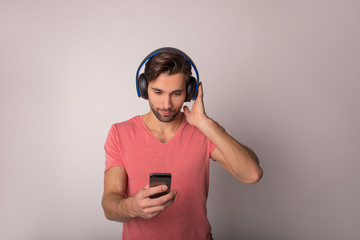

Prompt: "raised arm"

[183,83,263,184]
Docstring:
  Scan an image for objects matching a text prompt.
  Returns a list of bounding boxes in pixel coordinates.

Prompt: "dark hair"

[144,51,192,84]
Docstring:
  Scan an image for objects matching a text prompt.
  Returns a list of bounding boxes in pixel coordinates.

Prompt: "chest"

[150,131,175,143]
[117,127,212,196]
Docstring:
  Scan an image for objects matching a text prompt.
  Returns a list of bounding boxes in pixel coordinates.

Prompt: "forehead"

[149,73,186,90]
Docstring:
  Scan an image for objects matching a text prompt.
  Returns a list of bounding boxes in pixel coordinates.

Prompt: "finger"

[194,82,203,101]
[137,184,150,198]
[152,192,176,213]
[143,185,168,198]
[143,190,176,208]
[198,82,203,97]
[157,197,175,210]
[151,194,176,210]
[153,190,177,205]
[142,200,174,218]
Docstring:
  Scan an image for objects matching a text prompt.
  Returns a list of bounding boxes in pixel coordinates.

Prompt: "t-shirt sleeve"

[104,124,124,173]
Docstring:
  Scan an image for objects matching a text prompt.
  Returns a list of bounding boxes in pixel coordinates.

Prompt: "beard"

[149,102,180,123]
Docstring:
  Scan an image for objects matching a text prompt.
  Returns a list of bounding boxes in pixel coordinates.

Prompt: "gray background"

[1,0,359,239]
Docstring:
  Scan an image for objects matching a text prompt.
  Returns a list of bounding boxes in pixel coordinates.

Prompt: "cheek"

[173,96,185,107]
[148,93,160,104]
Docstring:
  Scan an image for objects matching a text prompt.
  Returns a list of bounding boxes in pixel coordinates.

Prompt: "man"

[102,48,263,240]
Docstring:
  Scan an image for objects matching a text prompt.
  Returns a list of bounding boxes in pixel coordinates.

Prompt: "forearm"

[197,117,263,183]
[102,193,135,222]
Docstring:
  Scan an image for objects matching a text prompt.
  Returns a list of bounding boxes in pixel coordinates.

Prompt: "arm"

[183,83,263,184]
[101,166,177,222]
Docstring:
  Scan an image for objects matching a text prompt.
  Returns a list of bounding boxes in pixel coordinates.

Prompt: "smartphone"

[149,173,172,199]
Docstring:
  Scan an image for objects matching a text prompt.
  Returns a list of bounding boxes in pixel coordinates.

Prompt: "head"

[136,48,199,122]
[146,51,192,122]
[137,48,198,102]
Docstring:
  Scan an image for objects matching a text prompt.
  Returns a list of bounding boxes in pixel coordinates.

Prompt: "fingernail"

[162,186,167,191]
[174,191,177,196]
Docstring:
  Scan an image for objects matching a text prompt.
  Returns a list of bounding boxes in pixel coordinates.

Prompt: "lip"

[161,111,172,116]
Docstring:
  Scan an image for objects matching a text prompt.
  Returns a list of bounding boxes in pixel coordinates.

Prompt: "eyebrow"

[150,87,184,93]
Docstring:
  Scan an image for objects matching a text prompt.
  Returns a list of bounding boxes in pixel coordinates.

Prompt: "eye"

[154,91,161,95]
[173,91,183,96]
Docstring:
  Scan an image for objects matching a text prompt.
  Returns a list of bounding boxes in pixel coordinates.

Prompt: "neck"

[142,111,184,133]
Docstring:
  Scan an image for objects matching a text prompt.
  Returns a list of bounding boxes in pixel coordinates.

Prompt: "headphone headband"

[136,47,199,100]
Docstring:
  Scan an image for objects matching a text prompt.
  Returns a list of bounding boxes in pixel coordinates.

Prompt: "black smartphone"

[149,173,172,199]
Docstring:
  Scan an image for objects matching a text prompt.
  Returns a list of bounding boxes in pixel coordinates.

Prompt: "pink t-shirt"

[104,115,217,240]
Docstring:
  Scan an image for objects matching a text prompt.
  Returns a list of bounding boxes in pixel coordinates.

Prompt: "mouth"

[161,111,172,116]
[159,109,175,116]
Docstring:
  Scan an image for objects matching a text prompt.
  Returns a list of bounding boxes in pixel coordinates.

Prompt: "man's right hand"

[129,184,177,220]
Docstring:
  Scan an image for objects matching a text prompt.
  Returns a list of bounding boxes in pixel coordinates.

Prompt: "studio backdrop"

[0,1,359,239]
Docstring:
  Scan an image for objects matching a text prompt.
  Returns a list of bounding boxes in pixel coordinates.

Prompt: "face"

[148,73,187,122]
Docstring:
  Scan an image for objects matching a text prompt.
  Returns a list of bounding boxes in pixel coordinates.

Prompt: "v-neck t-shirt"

[104,115,216,240]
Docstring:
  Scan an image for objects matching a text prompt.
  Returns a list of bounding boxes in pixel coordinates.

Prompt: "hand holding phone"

[149,173,172,199]
[129,174,175,220]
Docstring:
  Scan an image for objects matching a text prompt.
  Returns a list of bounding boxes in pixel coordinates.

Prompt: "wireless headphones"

[136,47,199,102]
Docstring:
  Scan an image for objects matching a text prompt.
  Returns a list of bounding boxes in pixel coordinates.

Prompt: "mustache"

[157,108,176,113]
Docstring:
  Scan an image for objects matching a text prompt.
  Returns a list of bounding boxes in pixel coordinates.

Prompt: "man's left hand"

[183,82,209,128]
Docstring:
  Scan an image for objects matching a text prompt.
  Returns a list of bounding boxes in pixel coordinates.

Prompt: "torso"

[104,115,216,239]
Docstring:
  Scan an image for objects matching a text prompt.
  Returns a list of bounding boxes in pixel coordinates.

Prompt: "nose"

[163,94,173,109]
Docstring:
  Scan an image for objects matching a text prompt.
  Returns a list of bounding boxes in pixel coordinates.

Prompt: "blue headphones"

[135,47,199,102]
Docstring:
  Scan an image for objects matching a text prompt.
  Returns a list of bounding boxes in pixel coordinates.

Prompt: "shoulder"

[111,115,142,131]
[182,117,206,138]
[106,116,144,140]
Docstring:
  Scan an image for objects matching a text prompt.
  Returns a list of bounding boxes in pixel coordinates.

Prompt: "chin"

[154,111,180,123]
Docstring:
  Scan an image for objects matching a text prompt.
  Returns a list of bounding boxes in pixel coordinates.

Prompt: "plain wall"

[1,0,359,239]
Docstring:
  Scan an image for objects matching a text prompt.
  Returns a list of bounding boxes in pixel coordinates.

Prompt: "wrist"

[124,196,137,219]
[195,116,213,131]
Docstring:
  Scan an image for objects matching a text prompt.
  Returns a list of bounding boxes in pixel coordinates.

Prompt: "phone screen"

[149,173,172,198]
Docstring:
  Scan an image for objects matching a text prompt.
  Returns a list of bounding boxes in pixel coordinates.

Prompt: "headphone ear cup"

[138,73,149,99]
[185,76,196,102]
